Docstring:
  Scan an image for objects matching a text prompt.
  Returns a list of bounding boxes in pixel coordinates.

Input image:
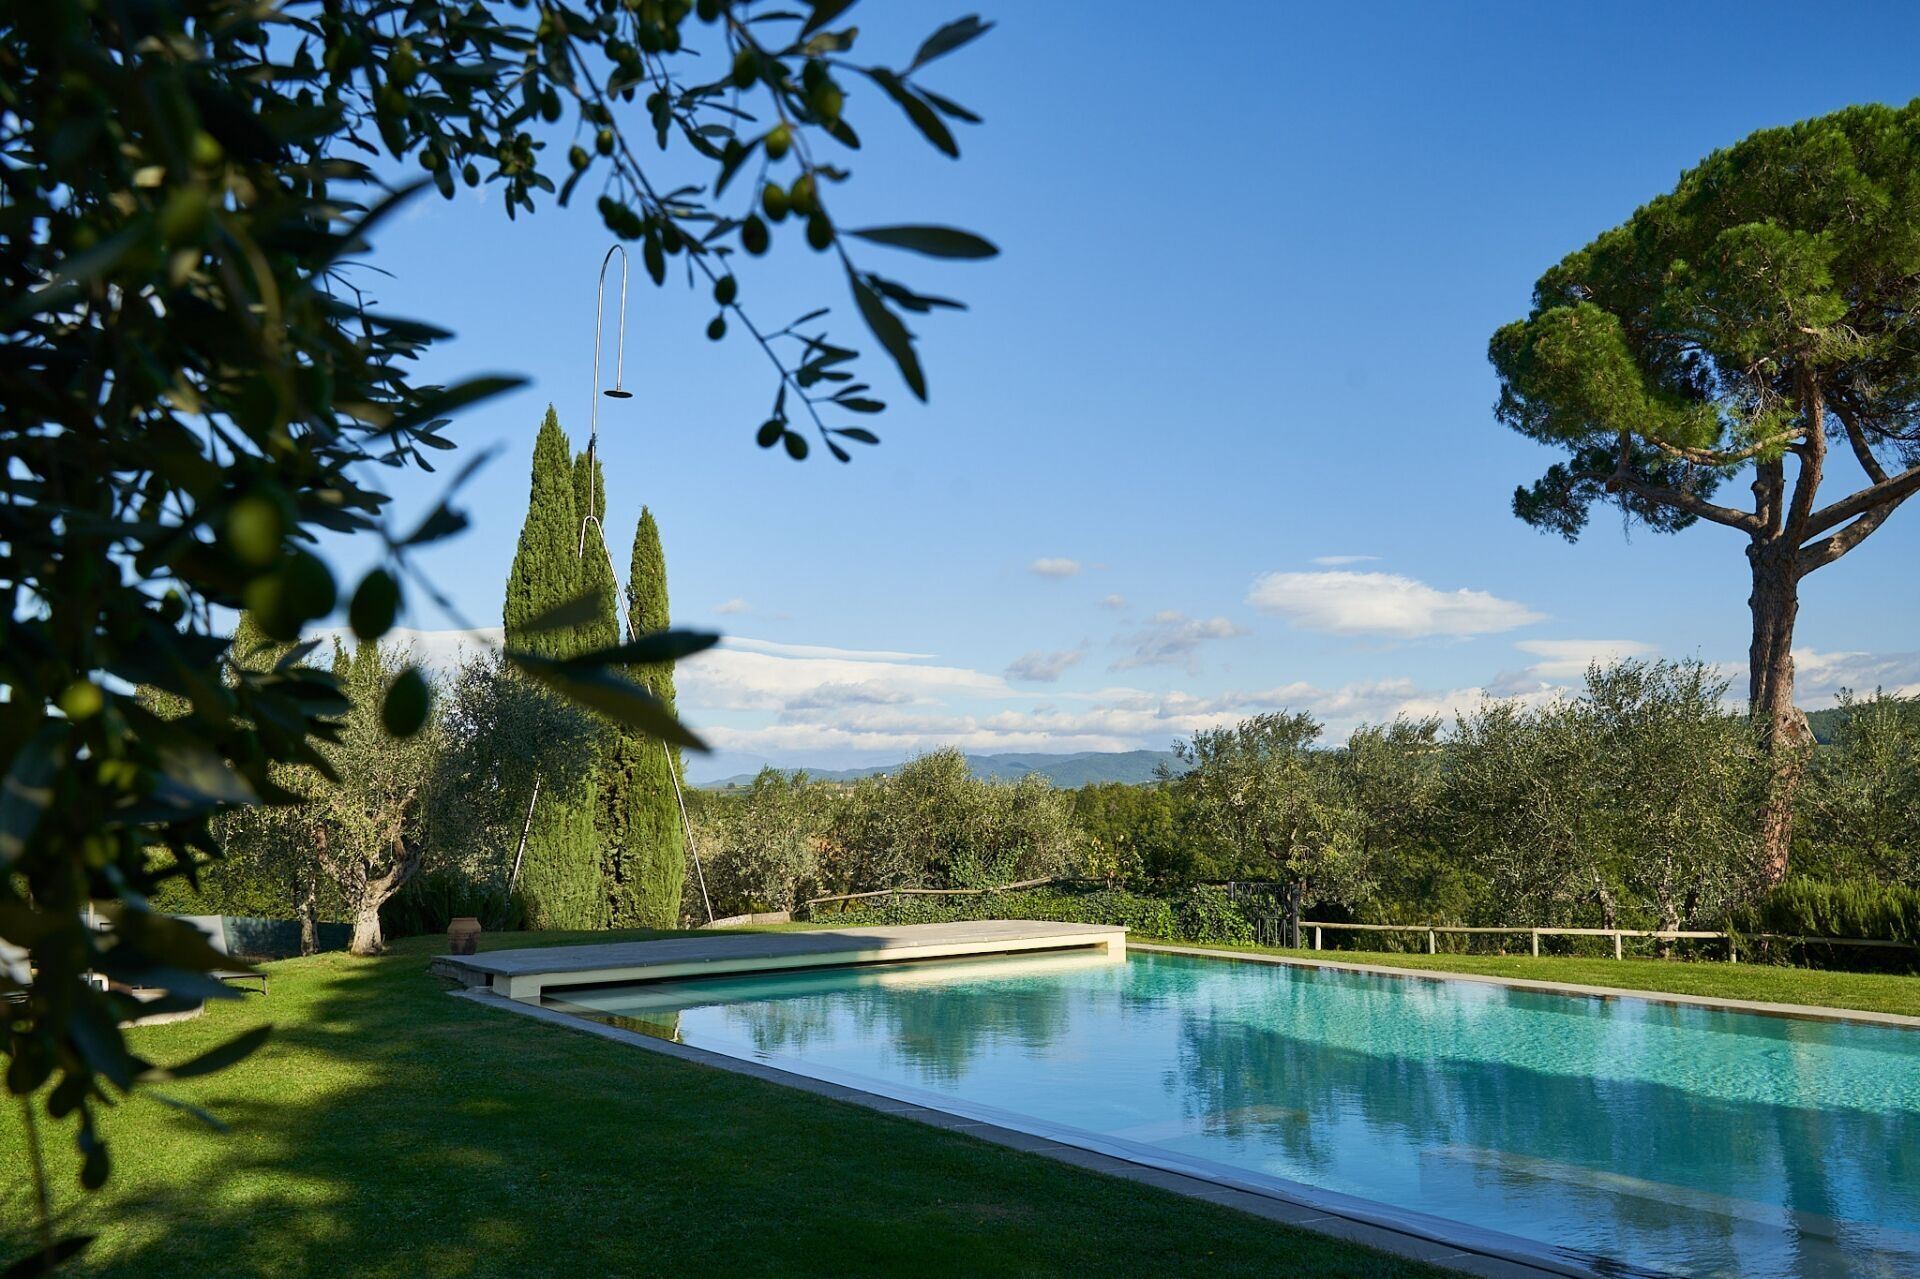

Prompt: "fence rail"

[803,877,1056,910]
[1298,919,1917,961]
[793,878,1914,962]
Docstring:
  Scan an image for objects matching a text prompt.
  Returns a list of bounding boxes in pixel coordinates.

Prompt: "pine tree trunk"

[1749,544,1814,886]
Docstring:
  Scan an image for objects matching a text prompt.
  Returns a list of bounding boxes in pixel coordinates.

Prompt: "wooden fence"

[793,878,1912,962]
[803,877,1057,912]
[1297,919,1917,962]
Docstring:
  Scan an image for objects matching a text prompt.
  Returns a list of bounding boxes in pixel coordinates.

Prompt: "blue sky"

[345,2,1920,782]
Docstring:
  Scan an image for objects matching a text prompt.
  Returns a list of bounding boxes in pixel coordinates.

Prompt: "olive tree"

[1490,101,1920,883]
[1446,698,1613,925]
[695,767,825,915]
[824,750,1079,893]
[1803,690,1920,883]
[311,641,446,954]
[1584,660,1764,937]
[430,650,600,899]
[1171,713,1361,947]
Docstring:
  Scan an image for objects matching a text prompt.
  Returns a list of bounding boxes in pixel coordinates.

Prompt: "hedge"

[803,886,1257,946]
[1730,877,1920,945]
[380,868,527,939]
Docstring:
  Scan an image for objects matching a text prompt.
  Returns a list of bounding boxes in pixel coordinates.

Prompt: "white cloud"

[1495,638,1659,689]
[1246,570,1544,638]
[1785,649,1920,705]
[1110,611,1249,672]
[311,626,499,670]
[679,636,1005,713]
[1310,554,1380,567]
[1099,594,1128,609]
[1029,557,1082,579]
[697,675,1533,762]
[725,637,936,662]
[713,598,751,615]
[1006,648,1084,683]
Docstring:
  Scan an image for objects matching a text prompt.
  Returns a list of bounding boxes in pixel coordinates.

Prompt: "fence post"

[1313,926,1322,951]
[1531,929,1540,958]
[1613,931,1623,961]
[1427,929,1437,955]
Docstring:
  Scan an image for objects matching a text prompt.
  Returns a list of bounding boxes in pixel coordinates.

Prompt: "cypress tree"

[505,408,584,657]
[602,506,687,927]
[502,407,605,929]
[571,448,622,651]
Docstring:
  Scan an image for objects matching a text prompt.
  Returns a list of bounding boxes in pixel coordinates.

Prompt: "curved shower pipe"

[578,244,632,560]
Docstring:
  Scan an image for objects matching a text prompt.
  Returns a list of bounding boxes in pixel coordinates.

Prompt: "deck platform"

[432,921,1127,1003]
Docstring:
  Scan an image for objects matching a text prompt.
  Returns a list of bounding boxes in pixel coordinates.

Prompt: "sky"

[338,1,1920,783]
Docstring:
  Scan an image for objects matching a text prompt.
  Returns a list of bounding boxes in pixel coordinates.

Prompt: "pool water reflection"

[555,949,1920,1278]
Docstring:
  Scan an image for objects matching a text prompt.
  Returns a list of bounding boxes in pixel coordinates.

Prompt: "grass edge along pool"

[549,945,1920,1279]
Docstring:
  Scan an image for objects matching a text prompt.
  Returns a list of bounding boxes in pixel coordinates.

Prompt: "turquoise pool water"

[556,950,1920,1278]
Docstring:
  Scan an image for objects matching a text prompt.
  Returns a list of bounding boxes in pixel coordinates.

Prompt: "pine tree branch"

[1833,399,1891,485]
[1570,468,1764,533]
[1797,489,1917,571]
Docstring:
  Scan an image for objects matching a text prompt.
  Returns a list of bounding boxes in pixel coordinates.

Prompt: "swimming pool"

[553,948,1920,1278]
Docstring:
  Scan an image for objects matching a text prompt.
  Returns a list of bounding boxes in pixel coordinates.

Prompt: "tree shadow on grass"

[4,929,1445,1279]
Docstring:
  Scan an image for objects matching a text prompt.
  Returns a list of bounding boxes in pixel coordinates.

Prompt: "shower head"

[590,244,632,442]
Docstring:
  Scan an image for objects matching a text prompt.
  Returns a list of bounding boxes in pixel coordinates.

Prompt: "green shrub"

[381,869,527,939]
[811,887,1181,939]
[807,885,1261,946]
[1730,877,1920,945]
[1175,885,1255,945]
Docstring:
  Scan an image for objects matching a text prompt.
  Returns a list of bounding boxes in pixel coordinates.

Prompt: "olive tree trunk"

[298,874,318,957]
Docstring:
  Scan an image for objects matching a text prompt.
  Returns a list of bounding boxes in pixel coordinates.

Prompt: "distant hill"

[700,749,1187,790]
[1806,699,1920,745]
[1807,706,1845,745]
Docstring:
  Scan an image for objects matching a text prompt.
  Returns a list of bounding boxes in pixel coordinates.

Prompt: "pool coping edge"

[1130,942,1920,1028]
[449,984,1598,1279]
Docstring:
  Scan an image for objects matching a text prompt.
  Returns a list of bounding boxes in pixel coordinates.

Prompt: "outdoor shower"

[577,243,716,925]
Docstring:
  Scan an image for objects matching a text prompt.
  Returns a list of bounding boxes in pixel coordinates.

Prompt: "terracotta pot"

[447,916,483,956]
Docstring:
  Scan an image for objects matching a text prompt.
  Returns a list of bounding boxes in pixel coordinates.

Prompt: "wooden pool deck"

[432,921,1127,1003]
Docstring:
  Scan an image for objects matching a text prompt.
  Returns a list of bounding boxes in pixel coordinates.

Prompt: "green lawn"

[1,930,1445,1279]
[1145,940,1920,1018]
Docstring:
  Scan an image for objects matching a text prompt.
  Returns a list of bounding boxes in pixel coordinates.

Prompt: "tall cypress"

[502,407,605,929]
[571,448,621,651]
[602,506,687,927]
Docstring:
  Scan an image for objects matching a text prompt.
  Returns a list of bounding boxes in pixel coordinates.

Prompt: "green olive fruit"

[224,495,284,568]
[730,48,756,88]
[740,215,769,255]
[760,182,789,222]
[787,173,816,216]
[805,210,833,251]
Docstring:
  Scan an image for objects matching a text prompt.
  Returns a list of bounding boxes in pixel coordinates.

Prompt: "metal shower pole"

[579,245,715,926]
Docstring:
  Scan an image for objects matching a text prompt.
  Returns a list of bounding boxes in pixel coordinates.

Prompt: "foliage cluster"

[1731,878,1920,948]
[695,663,1920,958]
[690,748,1079,917]
[0,0,996,1242]
[811,888,1184,943]
[154,646,604,945]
